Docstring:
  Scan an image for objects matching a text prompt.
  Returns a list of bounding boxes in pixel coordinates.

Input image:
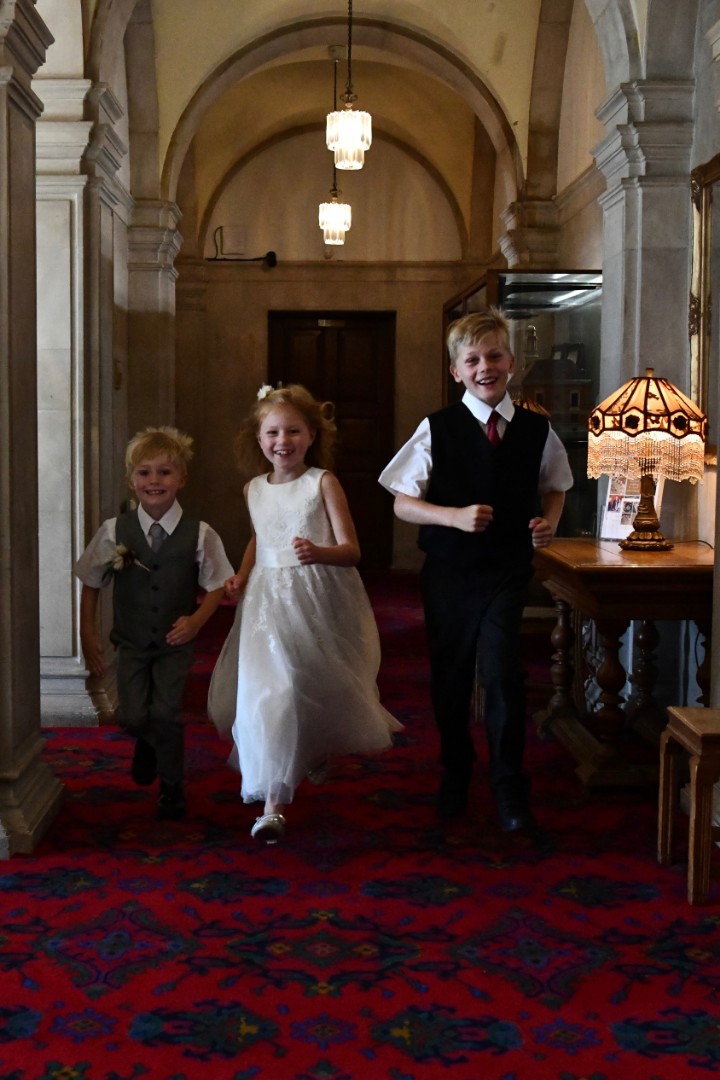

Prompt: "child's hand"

[529,515,554,548]
[166,614,200,646]
[81,635,106,678]
[455,504,493,533]
[293,536,320,564]
[224,574,245,600]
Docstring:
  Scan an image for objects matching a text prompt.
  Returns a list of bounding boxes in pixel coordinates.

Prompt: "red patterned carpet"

[1,573,719,1079]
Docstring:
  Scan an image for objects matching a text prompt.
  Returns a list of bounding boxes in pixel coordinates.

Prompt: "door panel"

[268,311,395,570]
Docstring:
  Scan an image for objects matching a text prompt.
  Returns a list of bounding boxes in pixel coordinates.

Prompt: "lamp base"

[618,473,672,551]
[619,530,673,552]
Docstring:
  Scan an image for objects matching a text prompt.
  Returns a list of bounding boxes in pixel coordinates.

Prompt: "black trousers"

[116,643,194,786]
[420,555,532,803]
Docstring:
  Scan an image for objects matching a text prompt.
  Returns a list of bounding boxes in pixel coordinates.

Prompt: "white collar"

[461,390,515,424]
[137,500,182,537]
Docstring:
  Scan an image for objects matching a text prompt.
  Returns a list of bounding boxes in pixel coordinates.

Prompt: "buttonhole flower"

[102,544,150,583]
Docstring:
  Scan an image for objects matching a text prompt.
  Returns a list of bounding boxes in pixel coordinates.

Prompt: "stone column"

[0,0,62,855]
[34,77,95,725]
[127,199,183,432]
[498,199,560,267]
[594,80,694,397]
[594,77,698,708]
[80,84,131,721]
[84,83,131,528]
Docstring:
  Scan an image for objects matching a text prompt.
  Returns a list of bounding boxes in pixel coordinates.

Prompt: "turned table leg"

[536,597,576,731]
[589,618,628,738]
[626,618,664,729]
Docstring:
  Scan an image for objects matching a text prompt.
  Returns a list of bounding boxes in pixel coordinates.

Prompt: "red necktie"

[486,410,501,448]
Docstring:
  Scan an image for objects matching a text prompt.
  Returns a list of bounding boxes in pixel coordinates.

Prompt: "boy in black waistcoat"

[379,309,573,831]
[75,426,234,820]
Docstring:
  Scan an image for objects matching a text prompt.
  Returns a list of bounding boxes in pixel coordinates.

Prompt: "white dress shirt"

[74,500,235,591]
[378,390,574,499]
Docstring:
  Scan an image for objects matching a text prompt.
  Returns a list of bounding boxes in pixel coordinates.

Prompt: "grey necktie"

[149,522,166,551]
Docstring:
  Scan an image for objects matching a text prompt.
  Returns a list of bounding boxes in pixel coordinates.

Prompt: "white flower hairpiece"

[257,384,273,401]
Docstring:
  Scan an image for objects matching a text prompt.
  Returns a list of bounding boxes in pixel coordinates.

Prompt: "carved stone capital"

[498,199,559,268]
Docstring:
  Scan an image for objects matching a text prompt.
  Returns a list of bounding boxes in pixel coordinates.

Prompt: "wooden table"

[533,538,714,786]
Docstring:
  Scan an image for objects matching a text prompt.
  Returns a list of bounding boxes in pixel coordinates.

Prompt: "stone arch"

[645,0,699,79]
[85,0,138,83]
[160,16,521,210]
[84,0,164,201]
[124,0,161,200]
[525,0,574,200]
[582,0,643,87]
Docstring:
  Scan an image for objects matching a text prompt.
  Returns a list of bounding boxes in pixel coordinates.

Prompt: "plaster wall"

[204,131,465,264]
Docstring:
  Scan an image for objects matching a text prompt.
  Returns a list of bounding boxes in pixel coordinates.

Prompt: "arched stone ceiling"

[188,58,479,243]
[152,0,542,177]
[160,17,524,212]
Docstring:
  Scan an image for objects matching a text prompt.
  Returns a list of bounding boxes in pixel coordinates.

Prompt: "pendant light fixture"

[318,172,352,244]
[319,59,352,244]
[326,0,372,170]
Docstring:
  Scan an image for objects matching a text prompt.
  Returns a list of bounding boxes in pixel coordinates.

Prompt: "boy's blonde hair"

[446,306,512,364]
[235,384,337,475]
[125,426,195,476]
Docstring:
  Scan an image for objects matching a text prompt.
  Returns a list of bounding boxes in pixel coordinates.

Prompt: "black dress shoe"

[436,772,470,818]
[131,738,157,786]
[157,781,186,821]
[497,804,537,833]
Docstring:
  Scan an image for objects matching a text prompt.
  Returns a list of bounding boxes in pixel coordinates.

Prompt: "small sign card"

[599,475,664,540]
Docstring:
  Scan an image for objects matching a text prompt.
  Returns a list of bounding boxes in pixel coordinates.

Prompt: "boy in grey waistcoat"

[75,426,234,820]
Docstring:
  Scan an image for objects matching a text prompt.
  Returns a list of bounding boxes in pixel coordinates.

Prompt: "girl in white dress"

[212,384,401,843]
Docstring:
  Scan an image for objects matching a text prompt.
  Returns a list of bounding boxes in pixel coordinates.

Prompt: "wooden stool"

[658,706,720,904]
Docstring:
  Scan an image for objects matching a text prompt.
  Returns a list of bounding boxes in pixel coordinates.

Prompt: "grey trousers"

[116,643,193,786]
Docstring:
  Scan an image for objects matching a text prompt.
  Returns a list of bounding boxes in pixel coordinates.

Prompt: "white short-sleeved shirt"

[378,391,574,499]
[74,500,235,591]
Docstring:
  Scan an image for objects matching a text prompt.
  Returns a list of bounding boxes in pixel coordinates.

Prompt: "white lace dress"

[214,467,401,806]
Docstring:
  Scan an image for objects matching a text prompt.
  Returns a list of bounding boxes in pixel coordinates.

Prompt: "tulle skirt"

[209,563,401,805]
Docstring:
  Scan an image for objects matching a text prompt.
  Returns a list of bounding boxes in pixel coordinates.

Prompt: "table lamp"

[587,367,707,551]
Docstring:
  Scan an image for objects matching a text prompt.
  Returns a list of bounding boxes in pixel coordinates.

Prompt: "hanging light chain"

[343,0,357,105]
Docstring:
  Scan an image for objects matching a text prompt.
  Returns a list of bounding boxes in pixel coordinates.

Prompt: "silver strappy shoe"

[250,813,286,843]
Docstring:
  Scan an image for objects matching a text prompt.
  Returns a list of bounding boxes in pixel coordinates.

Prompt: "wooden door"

[268,311,395,570]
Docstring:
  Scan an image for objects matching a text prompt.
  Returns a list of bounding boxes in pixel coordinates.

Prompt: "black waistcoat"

[418,401,549,570]
[111,511,200,649]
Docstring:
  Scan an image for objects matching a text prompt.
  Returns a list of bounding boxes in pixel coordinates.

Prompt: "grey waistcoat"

[110,510,200,650]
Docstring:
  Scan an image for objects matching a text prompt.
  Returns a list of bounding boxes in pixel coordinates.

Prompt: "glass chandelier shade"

[318,189,352,245]
[326,105,372,170]
[325,0,371,170]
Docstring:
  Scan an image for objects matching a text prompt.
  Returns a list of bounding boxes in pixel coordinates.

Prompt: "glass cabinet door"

[443,269,603,537]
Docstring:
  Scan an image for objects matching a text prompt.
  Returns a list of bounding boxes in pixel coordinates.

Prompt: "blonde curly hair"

[125,426,195,476]
[234,384,337,475]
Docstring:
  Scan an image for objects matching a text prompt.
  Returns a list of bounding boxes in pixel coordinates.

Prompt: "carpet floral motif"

[1,577,719,1079]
